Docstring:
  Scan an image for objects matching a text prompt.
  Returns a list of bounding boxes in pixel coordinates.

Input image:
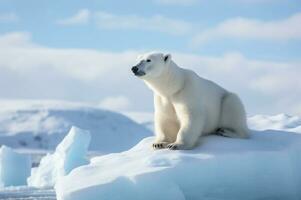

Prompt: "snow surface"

[0,100,151,153]
[0,146,31,187]
[28,127,91,188]
[56,130,301,200]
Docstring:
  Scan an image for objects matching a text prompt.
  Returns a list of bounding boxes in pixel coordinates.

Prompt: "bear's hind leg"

[216,128,242,138]
[219,93,249,138]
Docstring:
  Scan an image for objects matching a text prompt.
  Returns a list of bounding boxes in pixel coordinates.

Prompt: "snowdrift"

[56,130,301,200]
[0,100,151,152]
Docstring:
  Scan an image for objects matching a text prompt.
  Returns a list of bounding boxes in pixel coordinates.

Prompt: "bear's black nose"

[131,66,138,73]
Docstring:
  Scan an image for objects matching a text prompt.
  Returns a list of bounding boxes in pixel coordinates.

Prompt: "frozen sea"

[0,186,56,200]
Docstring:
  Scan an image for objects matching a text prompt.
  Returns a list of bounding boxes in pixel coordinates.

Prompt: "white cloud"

[250,71,301,95]
[0,32,300,115]
[57,9,91,25]
[0,32,32,46]
[0,32,137,81]
[154,0,199,6]
[94,11,193,35]
[98,96,131,111]
[0,12,18,23]
[193,12,301,45]
[57,9,193,36]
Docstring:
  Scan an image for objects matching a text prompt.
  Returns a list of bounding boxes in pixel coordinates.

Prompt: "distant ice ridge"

[28,126,90,188]
[0,146,31,187]
[0,100,151,152]
[124,112,301,133]
[123,112,155,131]
[55,130,301,200]
[248,113,301,133]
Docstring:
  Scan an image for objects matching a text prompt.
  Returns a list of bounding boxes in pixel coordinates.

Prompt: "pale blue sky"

[0,0,300,115]
[1,0,300,58]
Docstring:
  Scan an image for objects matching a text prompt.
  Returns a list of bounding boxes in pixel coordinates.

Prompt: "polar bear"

[131,52,249,150]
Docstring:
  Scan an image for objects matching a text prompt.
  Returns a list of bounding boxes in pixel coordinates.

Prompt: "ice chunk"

[0,146,31,187]
[56,130,301,200]
[28,126,91,188]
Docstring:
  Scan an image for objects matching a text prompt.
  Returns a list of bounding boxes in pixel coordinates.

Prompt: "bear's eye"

[146,59,151,62]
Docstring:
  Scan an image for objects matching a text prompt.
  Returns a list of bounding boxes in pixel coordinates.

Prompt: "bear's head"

[131,52,171,79]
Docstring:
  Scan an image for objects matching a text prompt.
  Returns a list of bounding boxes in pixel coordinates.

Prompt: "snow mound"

[56,130,301,200]
[0,100,151,152]
[0,146,31,187]
[248,114,301,133]
[123,112,155,131]
[28,127,90,188]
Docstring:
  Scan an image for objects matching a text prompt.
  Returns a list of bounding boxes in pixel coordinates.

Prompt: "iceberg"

[28,126,91,188]
[56,130,301,200]
[0,146,31,187]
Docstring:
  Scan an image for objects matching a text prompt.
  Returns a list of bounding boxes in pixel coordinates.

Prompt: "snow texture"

[0,146,31,187]
[28,126,91,188]
[0,100,151,152]
[56,130,301,200]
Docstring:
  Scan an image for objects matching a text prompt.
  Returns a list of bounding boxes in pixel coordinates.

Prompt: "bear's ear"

[163,54,171,63]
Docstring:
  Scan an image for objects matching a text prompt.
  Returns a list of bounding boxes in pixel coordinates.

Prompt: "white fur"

[132,52,249,150]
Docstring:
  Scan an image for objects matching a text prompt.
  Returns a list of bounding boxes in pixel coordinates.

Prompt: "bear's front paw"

[152,142,168,150]
[167,143,187,150]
